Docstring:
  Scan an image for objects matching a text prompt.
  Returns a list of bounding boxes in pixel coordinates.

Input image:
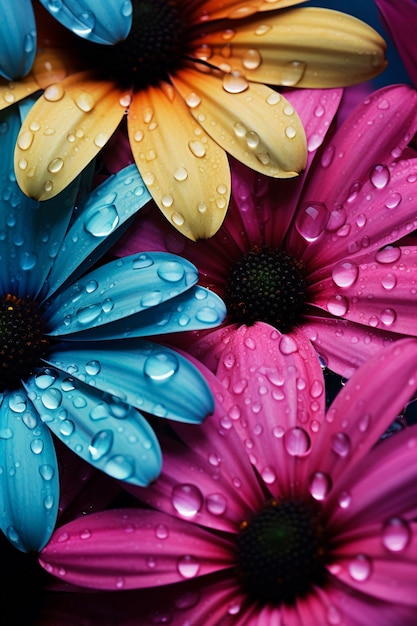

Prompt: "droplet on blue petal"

[157,261,185,282]
[59,419,75,436]
[72,11,96,37]
[8,393,27,413]
[76,303,102,324]
[89,430,114,461]
[41,388,62,410]
[30,439,44,454]
[121,0,132,17]
[6,526,21,544]
[39,464,55,481]
[89,403,109,421]
[144,352,179,382]
[35,371,57,389]
[0,428,13,440]
[85,360,101,376]
[20,251,38,270]
[195,306,220,324]
[132,254,154,269]
[84,205,119,237]
[43,494,55,510]
[141,291,163,307]
[104,455,134,480]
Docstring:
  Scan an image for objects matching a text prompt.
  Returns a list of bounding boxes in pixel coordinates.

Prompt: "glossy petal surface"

[0,0,36,80]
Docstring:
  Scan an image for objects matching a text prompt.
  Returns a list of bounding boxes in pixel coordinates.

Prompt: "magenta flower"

[375,0,417,87]
[114,84,417,378]
[38,332,417,624]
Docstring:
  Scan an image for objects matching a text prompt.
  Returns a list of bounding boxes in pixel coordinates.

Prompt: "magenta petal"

[39,508,234,590]
[307,338,417,489]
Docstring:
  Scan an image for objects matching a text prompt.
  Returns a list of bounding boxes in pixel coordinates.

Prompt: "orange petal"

[172,67,306,178]
[15,72,129,200]
[128,82,230,241]
[188,0,305,22]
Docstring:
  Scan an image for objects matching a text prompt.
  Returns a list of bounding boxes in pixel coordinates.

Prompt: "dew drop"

[242,49,262,70]
[174,167,188,182]
[76,303,102,325]
[382,518,411,552]
[30,439,44,454]
[370,164,390,189]
[75,92,95,112]
[222,72,249,94]
[41,388,62,410]
[171,484,203,518]
[157,260,185,282]
[283,427,311,456]
[44,83,65,102]
[144,352,179,382]
[375,246,401,264]
[279,335,298,355]
[285,126,297,139]
[331,432,351,458]
[39,464,55,481]
[327,294,349,317]
[188,140,206,158]
[380,308,396,326]
[132,253,154,269]
[309,471,331,501]
[104,455,134,480]
[331,261,359,288]
[206,492,227,516]
[266,91,281,106]
[348,554,372,581]
[89,429,114,461]
[338,491,351,509]
[185,92,201,108]
[280,60,306,86]
[195,306,220,324]
[59,419,75,436]
[171,212,185,226]
[295,202,329,242]
[177,555,200,579]
[17,130,34,151]
[161,193,174,208]
[384,192,402,209]
[381,273,397,290]
[84,204,119,237]
[155,523,169,540]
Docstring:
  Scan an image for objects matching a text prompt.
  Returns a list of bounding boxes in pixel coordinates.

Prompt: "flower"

[375,0,417,87]
[39,332,417,624]
[0,0,132,81]
[1,2,387,240]
[115,84,417,378]
[0,102,226,553]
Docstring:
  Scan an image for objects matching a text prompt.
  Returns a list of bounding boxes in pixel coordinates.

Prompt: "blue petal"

[0,390,59,552]
[24,368,162,486]
[0,0,36,79]
[39,0,132,44]
[44,164,151,298]
[0,103,85,298]
[51,285,227,339]
[44,252,199,335]
[45,339,214,423]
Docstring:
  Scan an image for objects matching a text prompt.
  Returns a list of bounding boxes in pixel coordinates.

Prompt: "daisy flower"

[0,1,387,240]
[39,332,417,624]
[115,83,417,378]
[0,102,226,553]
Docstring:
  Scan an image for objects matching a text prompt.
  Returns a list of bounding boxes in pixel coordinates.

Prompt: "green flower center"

[98,0,189,89]
[237,499,328,605]
[224,246,307,331]
[0,295,50,392]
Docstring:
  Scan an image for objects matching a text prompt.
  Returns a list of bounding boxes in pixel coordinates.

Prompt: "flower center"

[98,0,189,89]
[0,295,50,392]
[236,499,328,605]
[224,246,306,331]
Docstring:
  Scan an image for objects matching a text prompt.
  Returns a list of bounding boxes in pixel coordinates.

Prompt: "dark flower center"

[0,295,50,392]
[97,0,190,89]
[236,499,328,605]
[224,246,307,331]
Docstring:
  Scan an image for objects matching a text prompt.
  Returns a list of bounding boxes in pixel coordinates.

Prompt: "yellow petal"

[15,72,129,200]
[194,7,387,87]
[172,67,306,178]
[128,82,230,241]
[189,0,305,22]
[0,75,40,110]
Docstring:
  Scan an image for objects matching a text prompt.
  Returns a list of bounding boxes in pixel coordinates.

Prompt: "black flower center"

[97,0,190,89]
[0,295,50,392]
[236,499,328,605]
[224,246,307,332]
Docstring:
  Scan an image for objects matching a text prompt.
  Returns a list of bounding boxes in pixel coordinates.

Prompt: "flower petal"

[189,0,311,22]
[44,252,198,335]
[38,0,132,44]
[14,72,129,200]
[39,508,234,589]
[127,81,230,240]
[172,67,307,178]
[46,341,214,423]
[24,368,162,486]
[0,390,59,552]
[0,0,36,80]
[198,8,386,87]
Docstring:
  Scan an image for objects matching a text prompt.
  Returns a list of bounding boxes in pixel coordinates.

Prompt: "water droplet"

[332,261,359,288]
[132,253,154,269]
[84,204,119,237]
[6,526,21,544]
[266,91,281,106]
[331,432,351,457]
[285,126,297,139]
[280,60,306,86]
[177,555,200,578]
[75,92,95,112]
[80,529,92,540]
[171,212,185,226]
[30,439,44,454]
[89,429,114,461]
[0,428,13,440]
[370,164,390,189]
[295,202,329,242]
[375,246,401,264]
[174,167,188,181]
[144,352,179,381]
[309,471,331,501]
[39,464,55,481]
[384,192,402,209]
[327,294,349,317]
[17,130,34,151]
[185,92,201,108]
[348,554,372,581]
[195,306,220,324]
[171,484,203,518]
[222,71,249,93]
[338,491,351,509]
[261,466,277,485]
[279,335,298,355]
[20,251,38,270]
[188,140,206,158]
[104,455,134,480]
[284,427,311,456]
[381,273,397,290]
[382,518,411,552]
[206,493,227,516]
[41,388,62,410]
[156,260,185,282]
[59,419,75,436]
[85,360,101,375]
[76,303,102,325]
[242,49,262,70]
[380,308,396,326]
[155,523,169,540]
[47,157,64,173]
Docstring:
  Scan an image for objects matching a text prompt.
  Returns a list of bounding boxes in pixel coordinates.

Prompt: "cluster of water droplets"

[43,0,132,39]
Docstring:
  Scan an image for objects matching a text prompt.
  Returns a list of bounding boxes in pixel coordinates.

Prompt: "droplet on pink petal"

[348,554,372,581]
[171,484,203,518]
[308,471,331,501]
[382,518,411,553]
[283,427,311,456]
[331,261,359,288]
[295,202,329,242]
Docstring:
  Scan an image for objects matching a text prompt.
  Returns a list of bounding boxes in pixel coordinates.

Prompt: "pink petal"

[40,508,234,590]
[214,322,325,499]
[375,0,417,86]
[308,245,417,336]
[306,338,417,491]
[300,314,397,378]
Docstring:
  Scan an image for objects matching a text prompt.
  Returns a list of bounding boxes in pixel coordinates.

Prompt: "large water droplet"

[327,294,349,317]
[330,432,351,458]
[295,202,329,242]
[177,555,200,579]
[157,261,185,282]
[144,352,179,382]
[84,205,119,237]
[369,164,390,189]
[283,427,311,456]
[89,429,114,461]
[382,518,411,552]
[348,554,372,581]
[104,455,134,480]
[206,493,227,516]
[332,261,359,288]
[309,471,331,501]
[171,484,203,518]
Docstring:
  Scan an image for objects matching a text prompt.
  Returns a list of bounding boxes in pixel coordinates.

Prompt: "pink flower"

[114,84,417,378]
[375,0,417,87]
[39,333,417,624]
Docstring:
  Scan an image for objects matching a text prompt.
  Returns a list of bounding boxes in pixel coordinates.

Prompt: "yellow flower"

[1,0,386,240]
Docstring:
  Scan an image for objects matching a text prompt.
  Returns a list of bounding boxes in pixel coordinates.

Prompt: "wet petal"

[128,81,230,240]
[0,391,59,552]
[15,72,129,200]
[44,252,198,334]
[39,0,132,44]
[46,340,214,423]
[198,8,386,87]
[172,67,307,179]
[191,0,311,22]
[24,369,162,486]
[0,0,36,80]
[39,508,234,589]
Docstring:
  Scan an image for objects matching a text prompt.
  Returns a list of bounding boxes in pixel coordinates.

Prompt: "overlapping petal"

[0,0,36,80]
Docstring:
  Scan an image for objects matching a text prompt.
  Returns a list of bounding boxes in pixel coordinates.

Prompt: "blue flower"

[0,102,226,552]
[0,0,132,80]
